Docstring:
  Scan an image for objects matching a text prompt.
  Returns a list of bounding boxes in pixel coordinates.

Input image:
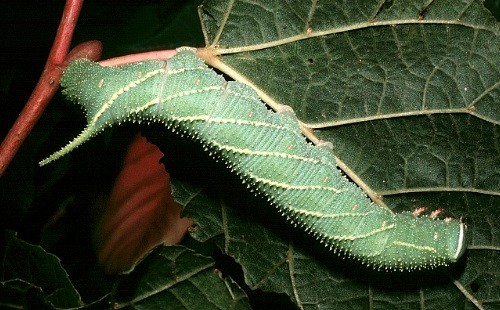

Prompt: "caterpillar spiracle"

[40,47,467,271]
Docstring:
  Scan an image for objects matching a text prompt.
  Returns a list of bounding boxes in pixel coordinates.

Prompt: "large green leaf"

[188,0,499,308]
[112,245,249,309]
[199,0,499,200]
[0,231,82,309]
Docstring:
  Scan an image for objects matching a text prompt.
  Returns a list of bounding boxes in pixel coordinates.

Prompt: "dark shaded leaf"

[112,245,249,309]
[0,231,82,309]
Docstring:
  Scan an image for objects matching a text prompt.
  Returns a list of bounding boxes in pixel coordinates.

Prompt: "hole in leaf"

[213,252,298,308]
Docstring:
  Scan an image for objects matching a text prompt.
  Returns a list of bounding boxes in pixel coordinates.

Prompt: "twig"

[98,49,177,67]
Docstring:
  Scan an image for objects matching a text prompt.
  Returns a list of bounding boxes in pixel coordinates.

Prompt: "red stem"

[0,0,99,177]
[98,49,178,67]
[0,0,181,177]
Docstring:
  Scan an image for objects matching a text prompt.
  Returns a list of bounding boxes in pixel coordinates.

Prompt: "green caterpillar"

[40,47,466,271]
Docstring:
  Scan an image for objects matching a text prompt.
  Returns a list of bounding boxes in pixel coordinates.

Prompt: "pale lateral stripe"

[331,223,396,241]
[125,83,301,136]
[131,98,161,114]
[210,141,322,164]
[91,68,165,124]
[290,209,374,218]
[92,65,211,124]
[129,86,224,114]
[158,114,297,134]
[128,108,299,135]
[246,173,344,193]
[392,241,437,253]
[160,85,225,103]
[166,66,209,75]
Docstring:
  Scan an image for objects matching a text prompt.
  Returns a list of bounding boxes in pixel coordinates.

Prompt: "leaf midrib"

[209,19,498,55]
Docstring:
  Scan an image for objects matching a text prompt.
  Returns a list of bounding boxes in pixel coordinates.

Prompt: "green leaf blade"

[112,246,250,309]
[1,231,82,309]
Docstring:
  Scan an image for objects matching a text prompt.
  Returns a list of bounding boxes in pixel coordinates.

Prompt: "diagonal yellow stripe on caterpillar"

[129,86,300,133]
[90,68,164,124]
[329,223,396,241]
[209,141,335,167]
[290,209,375,218]
[93,66,209,124]
[392,241,437,253]
[133,110,299,136]
[245,172,346,193]
[129,86,224,114]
